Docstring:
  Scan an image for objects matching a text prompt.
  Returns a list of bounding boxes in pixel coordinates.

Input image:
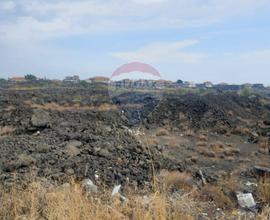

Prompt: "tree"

[176,79,183,84]
[79,80,89,87]
[25,74,37,81]
[241,85,253,97]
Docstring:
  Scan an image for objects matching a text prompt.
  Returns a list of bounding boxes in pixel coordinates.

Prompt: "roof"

[10,77,25,81]
[89,76,110,81]
[156,79,172,83]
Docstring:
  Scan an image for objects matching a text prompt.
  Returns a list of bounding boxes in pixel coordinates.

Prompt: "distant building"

[204,81,213,88]
[252,84,264,90]
[155,79,172,89]
[63,75,80,83]
[215,83,242,91]
[195,83,206,89]
[9,77,26,82]
[176,79,183,85]
[87,76,110,84]
[183,81,196,88]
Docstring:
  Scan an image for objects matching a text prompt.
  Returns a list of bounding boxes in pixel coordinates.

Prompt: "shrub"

[258,177,270,203]
[258,136,269,154]
[241,85,253,97]
[199,134,208,142]
[196,141,207,147]
[0,181,197,220]
[159,171,193,192]
[200,185,233,209]
[198,149,216,158]
[0,126,14,136]
[257,205,270,220]
[25,74,37,81]
[156,128,169,136]
[183,129,194,137]
[79,80,89,87]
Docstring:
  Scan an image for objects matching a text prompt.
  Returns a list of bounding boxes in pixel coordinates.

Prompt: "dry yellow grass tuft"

[210,141,225,152]
[196,141,207,147]
[0,126,14,136]
[257,205,270,220]
[183,128,195,137]
[232,126,250,135]
[159,171,194,192]
[156,128,170,137]
[200,185,233,209]
[197,148,216,158]
[258,136,269,154]
[30,102,118,112]
[0,181,197,220]
[258,177,270,203]
[199,134,208,142]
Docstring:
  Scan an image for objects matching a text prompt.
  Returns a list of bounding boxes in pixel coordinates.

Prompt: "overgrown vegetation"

[0,126,14,136]
[258,177,270,203]
[0,181,196,220]
[241,85,253,96]
[25,74,37,81]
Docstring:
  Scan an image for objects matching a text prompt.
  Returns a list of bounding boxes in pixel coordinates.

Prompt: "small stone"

[65,140,82,156]
[237,193,256,208]
[60,183,71,190]
[98,149,111,158]
[81,179,98,194]
[254,166,270,177]
[65,168,74,175]
[112,185,121,196]
[31,109,50,128]
[16,154,36,168]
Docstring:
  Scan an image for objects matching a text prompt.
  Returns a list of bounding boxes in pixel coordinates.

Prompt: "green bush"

[25,74,37,81]
[241,85,253,96]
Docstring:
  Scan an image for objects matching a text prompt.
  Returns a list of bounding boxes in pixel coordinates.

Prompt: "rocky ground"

[0,84,270,219]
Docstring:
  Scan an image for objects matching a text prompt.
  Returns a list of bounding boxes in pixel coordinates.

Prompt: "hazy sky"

[0,0,270,84]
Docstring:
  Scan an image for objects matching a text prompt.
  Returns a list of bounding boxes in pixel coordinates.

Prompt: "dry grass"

[199,185,233,209]
[5,105,16,111]
[196,134,208,148]
[232,126,250,135]
[29,102,118,112]
[198,134,208,142]
[159,171,194,192]
[0,181,197,220]
[0,180,268,219]
[168,138,179,148]
[156,128,170,137]
[258,136,269,154]
[219,174,240,193]
[196,141,207,147]
[258,177,270,203]
[183,129,195,137]
[0,126,15,136]
[223,148,240,157]
[257,205,270,220]
[197,148,217,158]
[210,141,225,152]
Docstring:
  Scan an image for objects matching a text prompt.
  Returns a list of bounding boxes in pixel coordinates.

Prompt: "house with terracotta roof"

[87,76,110,84]
[63,75,80,83]
[9,77,26,82]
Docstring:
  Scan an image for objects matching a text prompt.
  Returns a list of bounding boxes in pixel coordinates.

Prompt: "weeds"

[156,128,169,136]
[159,171,194,192]
[258,177,270,203]
[0,181,197,220]
[0,126,14,136]
[200,185,233,209]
